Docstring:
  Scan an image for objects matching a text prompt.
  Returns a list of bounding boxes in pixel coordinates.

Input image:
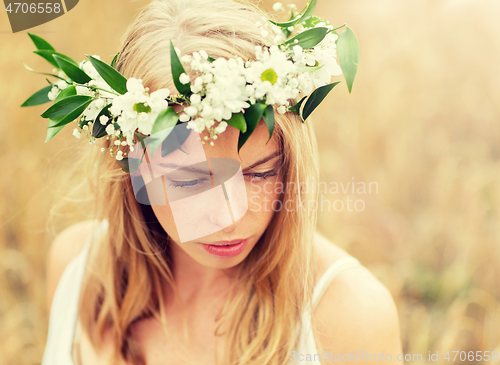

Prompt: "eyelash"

[168,170,278,189]
[245,170,278,181]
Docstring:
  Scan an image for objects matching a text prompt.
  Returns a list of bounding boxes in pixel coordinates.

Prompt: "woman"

[42,0,402,364]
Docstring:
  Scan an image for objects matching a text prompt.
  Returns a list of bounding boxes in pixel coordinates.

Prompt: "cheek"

[150,202,181,243]
[247,178,283,215]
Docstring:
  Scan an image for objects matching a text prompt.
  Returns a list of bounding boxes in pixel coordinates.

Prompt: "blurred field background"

[1,0,499,364]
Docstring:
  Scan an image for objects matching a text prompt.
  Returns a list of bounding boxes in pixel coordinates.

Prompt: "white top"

[41,220,361,365]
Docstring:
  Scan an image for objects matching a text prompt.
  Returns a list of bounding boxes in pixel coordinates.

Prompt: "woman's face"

[143,120,283,269]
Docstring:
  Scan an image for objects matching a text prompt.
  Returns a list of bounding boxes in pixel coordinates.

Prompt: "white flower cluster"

[108,78,170,146]
[293,24,343,89]
[177,29,342,133]
[58,11,343,161]
[47,79,68,101]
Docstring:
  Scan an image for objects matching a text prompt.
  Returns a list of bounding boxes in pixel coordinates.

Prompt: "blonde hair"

[62,0,322,364]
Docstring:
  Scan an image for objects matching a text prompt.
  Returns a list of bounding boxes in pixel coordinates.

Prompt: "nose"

[208,194,231,227]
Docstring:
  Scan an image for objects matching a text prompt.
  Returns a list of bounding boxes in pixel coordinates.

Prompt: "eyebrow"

[156,163,211,175]
[155,150,282,175]
[242,150,282,172]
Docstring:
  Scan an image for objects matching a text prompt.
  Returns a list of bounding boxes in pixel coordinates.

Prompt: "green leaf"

[48,100,93,129]
[33,49,60,69]
[33,50,80,70]
[92,104,112,138]
[111,52,120,69]
[302,82,340,121]
[53,55,91,84]
[28,33,55,51]
[288,95,307,122]
[284,27,329,49]
[54,85,76,102]
[337,26,359,94]
[21,85,53,107]
[161,122,190,157]
[45,119,64,143]
[117,158,143,174]
[149,129,173,157]
[41,95,93,120]
[269,0,317,28]
[53,52,79,67]
[44,87,79,141]
[170,41,191,96]
[226,112,247,133]
[86,55,128,94]
[263,105,275,143]
[148,122,191,158]
[151,107,179,135]
[238,103,267,152]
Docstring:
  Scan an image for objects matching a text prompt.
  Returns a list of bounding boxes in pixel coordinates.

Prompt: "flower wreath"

[21,0,359,172]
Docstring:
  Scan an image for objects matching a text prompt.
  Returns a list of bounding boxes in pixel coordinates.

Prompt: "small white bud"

[190,94,202,105]
[199,50,209,60]
[278,105,287,114]
[185,106,198,117]
[179,73,191,85]
[179,113,190,122]
[99,115,109,125]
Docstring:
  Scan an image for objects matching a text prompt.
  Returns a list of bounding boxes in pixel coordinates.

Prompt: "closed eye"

[243,170,278,182]
[167,170,278,190]
[168,178,211,190]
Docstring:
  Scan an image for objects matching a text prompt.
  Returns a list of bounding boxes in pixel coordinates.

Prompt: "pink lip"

[200,238,249,257]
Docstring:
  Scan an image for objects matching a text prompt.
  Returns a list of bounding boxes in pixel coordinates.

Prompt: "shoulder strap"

[80,219,108,260]
[311,256,361,312]
[41,219,109,365]
[68,220,109,362]
[71,219,109,318]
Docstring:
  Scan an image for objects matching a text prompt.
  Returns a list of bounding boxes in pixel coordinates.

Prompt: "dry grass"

[0,0,499,364]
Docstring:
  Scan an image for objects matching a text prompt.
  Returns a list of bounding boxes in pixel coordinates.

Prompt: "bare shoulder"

[313,231,352,270]
[312,232,403,361]
[46,219,100,310]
